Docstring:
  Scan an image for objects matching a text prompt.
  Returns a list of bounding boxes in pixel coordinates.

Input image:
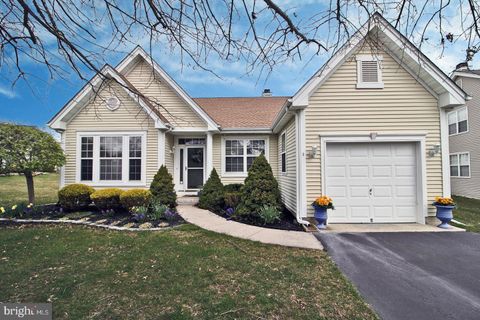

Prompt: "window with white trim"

[280,132,286,173]
[448,107,468,135]
[356,55,384,89]
[225,138,266,174]
[450,152,470,177]
[78,133,145,184]
[80,137,93,181]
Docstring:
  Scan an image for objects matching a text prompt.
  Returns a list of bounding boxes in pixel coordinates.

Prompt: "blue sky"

[0,1,477,127]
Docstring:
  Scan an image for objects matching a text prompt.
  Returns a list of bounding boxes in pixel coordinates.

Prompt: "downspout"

[295,109,310,226]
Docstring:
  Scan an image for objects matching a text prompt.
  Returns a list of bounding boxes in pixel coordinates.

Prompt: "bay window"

[78,132,145,185]
[224,138,267,174]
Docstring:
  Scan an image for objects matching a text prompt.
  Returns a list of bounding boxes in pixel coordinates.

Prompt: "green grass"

[0,224,377,319]
[0,173,59,207]
[452,195,480,232]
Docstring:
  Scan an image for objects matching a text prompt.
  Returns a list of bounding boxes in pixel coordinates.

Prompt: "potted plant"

[433,196,456,229]
[311,196,334,229]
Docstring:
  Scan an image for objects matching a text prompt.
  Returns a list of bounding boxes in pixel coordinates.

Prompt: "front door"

[186,147,204,189]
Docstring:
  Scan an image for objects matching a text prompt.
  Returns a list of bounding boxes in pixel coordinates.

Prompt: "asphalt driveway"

[317,232,480,320]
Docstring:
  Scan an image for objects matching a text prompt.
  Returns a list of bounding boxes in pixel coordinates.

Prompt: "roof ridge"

[193,96,290,99]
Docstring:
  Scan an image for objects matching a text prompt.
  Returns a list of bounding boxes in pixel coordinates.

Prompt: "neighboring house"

[48,13,468,225]
[450,65,480,199]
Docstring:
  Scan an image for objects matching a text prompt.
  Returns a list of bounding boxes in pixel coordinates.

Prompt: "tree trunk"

[25,171,35,204]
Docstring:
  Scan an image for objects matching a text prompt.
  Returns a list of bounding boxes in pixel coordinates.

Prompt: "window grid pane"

[460,166,470,177]
[129,159,141,180]
[226,157,243,172]
[81,137,93,158]
[129,136,142,158]
[450,166,459,177]
[100,159,122,180]
[247,140,265,156]
[81,159,93,181]
[281,153,286,173]
[226,140,244,155]
[100,136,122,158]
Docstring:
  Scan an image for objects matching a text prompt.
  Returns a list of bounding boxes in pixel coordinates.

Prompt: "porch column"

[206,132,213,177]
[158,129,165,168]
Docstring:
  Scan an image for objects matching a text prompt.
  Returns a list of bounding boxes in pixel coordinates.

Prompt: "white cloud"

[0,86,16,99]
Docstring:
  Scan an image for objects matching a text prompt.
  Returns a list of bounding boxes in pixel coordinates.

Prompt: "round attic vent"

[106,96,120,111]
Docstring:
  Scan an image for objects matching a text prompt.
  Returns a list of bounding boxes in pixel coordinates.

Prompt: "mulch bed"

[1,204,184,229]
[212,208,304,232]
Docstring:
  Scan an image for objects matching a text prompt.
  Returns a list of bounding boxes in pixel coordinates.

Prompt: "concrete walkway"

[178,204,323,250]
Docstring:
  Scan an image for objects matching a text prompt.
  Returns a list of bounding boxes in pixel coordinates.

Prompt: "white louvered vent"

[361,61,379,83]
[356,55,384,89]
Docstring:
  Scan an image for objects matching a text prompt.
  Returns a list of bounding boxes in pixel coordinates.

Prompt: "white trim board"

[319,133,427,224]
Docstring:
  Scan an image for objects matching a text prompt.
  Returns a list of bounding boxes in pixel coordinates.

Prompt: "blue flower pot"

[313,205,328,230]
[434,204,455,229]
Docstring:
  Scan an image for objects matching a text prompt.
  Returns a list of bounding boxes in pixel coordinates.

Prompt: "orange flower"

[434,196,455,206]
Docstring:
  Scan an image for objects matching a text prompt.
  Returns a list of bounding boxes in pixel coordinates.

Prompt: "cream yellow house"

[48,14,468,225]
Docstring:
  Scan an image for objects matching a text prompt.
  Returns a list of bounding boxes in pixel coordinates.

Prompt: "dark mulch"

[1,204,184,229]
[212,208,303,231]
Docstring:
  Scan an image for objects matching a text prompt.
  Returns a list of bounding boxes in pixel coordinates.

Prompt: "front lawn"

[0,224,377,319]
[453,195,480,232]
[0,173,59,207]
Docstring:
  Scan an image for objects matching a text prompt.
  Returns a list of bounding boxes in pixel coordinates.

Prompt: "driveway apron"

[316,232,480,320]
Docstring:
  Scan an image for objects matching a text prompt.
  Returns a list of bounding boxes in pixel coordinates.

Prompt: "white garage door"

[326,142,418,223]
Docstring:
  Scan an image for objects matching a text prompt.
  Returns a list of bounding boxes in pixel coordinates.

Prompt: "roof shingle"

[194,96,288,129]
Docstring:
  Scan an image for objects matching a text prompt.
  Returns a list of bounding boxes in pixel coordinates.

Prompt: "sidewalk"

[177,204,323,250]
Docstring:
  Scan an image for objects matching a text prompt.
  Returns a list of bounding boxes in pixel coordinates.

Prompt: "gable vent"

[361,60,379,83]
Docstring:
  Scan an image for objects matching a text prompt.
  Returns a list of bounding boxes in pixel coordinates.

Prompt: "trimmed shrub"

[91,188,124,211]
[224,192,241,209]
[198,168,224,212]
[258,205,281,225]
[236,154,282,217]
[224,183,243,193]
[120,189,152,209]
[58,184,95,211]
[150,165,177,208]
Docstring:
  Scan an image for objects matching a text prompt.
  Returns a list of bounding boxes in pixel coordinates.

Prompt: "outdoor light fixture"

[428,144,441,157]
[310,145,318,158]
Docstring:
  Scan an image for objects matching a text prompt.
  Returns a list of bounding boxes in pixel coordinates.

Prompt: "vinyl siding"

[125,60,207,128]
[212,134,278,185]
[305,48,443,217]
[64,81,158,188]
[164,133,175,176]
[450,77,480,199]
[278,119,297,213]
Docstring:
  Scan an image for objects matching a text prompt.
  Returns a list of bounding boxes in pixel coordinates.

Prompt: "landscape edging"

[0,217,183,232]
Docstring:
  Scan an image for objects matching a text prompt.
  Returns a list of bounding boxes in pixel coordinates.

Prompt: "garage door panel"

[326,142,417,223]
[349,165,369,177]
[372,165,392,177]
[373,185,392,197]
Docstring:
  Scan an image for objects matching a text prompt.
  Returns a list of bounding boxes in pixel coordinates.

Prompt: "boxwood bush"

[120,189,152,209]
[198,168,224,212]
[224,183,243,193]
[91,188,124,211]
[58,184,95,211]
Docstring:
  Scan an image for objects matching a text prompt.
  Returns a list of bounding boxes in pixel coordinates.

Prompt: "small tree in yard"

[150,165,177,208]
[0,123,65,203]
[198,168,224,212]
[236,154,281,218]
